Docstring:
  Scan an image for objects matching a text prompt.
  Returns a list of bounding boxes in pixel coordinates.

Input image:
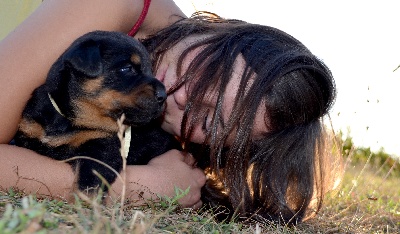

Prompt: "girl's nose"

[173,85,187,110]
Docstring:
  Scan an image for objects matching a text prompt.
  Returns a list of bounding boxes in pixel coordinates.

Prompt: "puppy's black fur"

[14,31,180,192]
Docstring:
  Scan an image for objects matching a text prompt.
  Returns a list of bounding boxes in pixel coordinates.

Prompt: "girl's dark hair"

[142,12,337,224]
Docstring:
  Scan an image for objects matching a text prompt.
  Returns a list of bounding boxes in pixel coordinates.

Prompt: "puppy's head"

[47,31,166,130]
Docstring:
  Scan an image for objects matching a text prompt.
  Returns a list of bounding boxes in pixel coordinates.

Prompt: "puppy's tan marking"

[72,99,119,132]
[72,84,156,132]
[130,54,141,65]
[82,76,104,94]
[19,118,45,139]
[44,131,111,148]
[95,90,128,110]
[128,84,154,101]
[68,131,111,148]
[96,85,154,110]
[19,118,110,148]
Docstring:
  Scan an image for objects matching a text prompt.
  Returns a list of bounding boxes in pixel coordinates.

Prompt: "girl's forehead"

[222,56,269,139]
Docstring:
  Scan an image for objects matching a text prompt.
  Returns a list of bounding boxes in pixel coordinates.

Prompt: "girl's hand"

[113,149,206,209]
[146,150,206,208]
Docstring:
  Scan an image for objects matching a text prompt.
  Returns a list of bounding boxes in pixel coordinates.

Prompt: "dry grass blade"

[117,114,128,222]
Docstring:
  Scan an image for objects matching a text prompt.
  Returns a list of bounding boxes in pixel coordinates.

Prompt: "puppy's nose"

[155,87,167,104]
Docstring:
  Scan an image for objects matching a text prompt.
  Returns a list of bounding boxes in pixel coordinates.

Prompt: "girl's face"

[155,36,268,144]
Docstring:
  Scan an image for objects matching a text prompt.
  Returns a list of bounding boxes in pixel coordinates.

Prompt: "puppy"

[14,31,180,192]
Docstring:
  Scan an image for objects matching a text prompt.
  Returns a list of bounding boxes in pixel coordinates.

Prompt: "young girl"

[142,12,338,223]
[0,0,339,224]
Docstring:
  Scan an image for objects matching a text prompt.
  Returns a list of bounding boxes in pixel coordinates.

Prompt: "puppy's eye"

[118,65,137,75]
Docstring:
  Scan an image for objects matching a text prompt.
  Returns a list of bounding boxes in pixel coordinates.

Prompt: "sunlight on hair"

[246,163,255,198]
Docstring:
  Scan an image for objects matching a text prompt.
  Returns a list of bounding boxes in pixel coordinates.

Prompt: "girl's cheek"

[189,126,207,144]
[172,85,188,110]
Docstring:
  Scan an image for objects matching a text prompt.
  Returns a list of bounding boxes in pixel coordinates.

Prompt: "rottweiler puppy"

[14,31,180,192]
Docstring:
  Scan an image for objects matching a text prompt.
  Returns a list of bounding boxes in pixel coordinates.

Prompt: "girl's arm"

[1,146,204,208]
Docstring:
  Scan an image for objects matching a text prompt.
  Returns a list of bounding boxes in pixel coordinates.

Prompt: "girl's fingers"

[182,153,197,168]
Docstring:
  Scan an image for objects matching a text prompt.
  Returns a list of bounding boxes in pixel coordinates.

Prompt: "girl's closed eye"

[202,109,211,133]
[201,109,225,135]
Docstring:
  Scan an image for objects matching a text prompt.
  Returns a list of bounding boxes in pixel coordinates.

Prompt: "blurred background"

[1,0,399,158]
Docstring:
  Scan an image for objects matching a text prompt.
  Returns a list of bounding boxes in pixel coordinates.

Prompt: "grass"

[0,188,264,233]
[301,165,399,233]
[1,127,399,233]
[1,157,399,233]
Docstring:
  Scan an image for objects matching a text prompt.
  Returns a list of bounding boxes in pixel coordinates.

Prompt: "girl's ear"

[63,39,103,77]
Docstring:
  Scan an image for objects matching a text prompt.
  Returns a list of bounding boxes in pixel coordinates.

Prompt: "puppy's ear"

[64,39,103,77]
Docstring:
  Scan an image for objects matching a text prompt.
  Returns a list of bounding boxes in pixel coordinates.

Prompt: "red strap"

[128,0,151,36]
